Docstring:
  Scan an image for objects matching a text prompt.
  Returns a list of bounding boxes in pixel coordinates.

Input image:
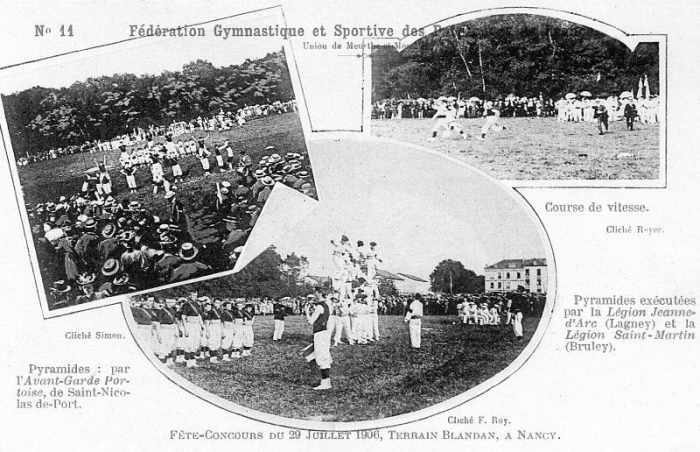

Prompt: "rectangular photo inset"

[0,10,316,315]
[369,13,664,185]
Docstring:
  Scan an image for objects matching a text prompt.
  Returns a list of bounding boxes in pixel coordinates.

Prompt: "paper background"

[0,1,698,451]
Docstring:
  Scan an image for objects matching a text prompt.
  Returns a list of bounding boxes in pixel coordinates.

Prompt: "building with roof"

[302,275,331,287]
[375,269,403,281]
[484,258,547,293]
[375,269,431,295]
[395,273,430,295]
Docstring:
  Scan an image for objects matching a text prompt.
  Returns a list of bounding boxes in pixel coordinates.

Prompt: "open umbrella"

[565,93,576,100]
[619,91,633,99]
[580,91,592,97]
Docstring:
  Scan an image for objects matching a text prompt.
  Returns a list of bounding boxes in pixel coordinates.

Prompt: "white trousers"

[513,312,524,338]
[222,323,234,349]
[207,322,222,350]
[273,319,285,340]
[409,319,421,348]
[312,329,332,369]
[158,324,178,357]
[334,316,353,344]
[371,313,379,339]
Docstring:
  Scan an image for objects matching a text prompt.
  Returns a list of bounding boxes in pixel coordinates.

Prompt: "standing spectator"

[404,293,424,349]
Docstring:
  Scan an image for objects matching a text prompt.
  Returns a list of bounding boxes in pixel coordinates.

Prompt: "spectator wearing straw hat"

[251,168,267,198]
[257,176,274,204]
[169,243,211,283]
[153,247,181,283]
[75,218,101,270]
[75,272,97,304]
[55,232,80,283]
[234,182,250,200]
[96,258,121,296]
[292,171,309,190]
[282,166,300,187]
[247,204,260,229]
[49,280,73,309]
[120,231,146,279]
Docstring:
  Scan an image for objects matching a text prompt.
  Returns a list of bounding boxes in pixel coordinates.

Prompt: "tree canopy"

[3,50,294,157]
[429,259,484,294]
[137,246,311,300]
[372,14,659,101]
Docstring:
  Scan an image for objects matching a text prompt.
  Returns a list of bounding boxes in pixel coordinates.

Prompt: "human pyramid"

[129,234,389,369]
[328,235,383,346]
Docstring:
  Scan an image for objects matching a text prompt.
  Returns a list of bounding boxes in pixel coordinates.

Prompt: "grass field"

[16,112,311,216]
[170,314,541,422]
[372,117,660,180]
[16,112,312,259]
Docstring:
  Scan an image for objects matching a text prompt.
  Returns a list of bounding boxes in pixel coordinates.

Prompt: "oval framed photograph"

[123,136,556,430]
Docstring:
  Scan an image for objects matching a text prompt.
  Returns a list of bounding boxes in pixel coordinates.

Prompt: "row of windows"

[489,282,544,291]
[488,269,543,279]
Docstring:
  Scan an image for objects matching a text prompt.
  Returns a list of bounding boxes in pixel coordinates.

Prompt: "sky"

[0,14,285,95]
[272,138,548,281]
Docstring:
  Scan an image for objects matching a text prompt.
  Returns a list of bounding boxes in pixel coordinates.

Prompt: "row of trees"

[153,246,314,298]
[150,251,487,300]
[3,50,294,157]
[149,247,312,300]
[372,14,659,101]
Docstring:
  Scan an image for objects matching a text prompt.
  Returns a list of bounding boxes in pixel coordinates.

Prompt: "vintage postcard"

[0,1,696,451]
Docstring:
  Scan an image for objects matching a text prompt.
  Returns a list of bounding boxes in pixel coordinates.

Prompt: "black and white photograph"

[370,14,662,181]
[0,1,698,451]
[0,13,316,312]
[125,137,553,424]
